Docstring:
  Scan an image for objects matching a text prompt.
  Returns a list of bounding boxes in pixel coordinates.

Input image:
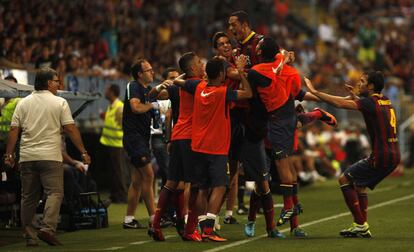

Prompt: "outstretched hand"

[304,77,317,93]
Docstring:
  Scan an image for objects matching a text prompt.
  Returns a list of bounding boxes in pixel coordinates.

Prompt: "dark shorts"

[123,135,151,168]
[267,115,296,160]
[267,97,296,160]
[344,159,397,190]
[240,139,270,182]
[193,152,228,189]
[168,139,195,183]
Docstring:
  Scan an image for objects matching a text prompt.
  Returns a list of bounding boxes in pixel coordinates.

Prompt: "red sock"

[153,186,174,229]
[280,184,294,209]
[248,190,261,222]
[340,184,364,224]
[185,187,199,234]
[290,183,299,229]
[358,193,368,223]
[297,110,322,126]
[261,191,275,231]
[174,189,185,221]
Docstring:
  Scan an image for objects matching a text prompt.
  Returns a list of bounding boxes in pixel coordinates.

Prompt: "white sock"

[206,213,217,220]
[124,216,135,223]
[184,214,188,224]
[225,210,233,217]
[214,215,221,231]
[150,214,155,224]
[198,214,207,223]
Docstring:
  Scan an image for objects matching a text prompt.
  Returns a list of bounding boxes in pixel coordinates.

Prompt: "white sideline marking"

[94,247,124,251]
[129,235,174,245]
[203,193,414,252]
[91,235,175,251]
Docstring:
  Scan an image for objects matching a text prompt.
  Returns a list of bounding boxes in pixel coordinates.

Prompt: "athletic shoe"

[237,205,249,215]
[37,231,62,246]
[267,229,285,239]
[277,208,295,226]
[244,221,256,237]
[340,222,372,238]
[183,230,202,242]
[160,217,174,228]
[314,108,337,127]
[148,228,165,241]
[293,203,304,215]
[201,231,227,242]
[223,216,239,224]
[291,227,307,237]
[123,219,146,229]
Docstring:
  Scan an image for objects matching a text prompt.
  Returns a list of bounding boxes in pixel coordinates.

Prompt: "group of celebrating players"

[122,10,400,242]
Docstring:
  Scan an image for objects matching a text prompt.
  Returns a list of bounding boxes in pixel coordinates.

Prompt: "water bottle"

[152,109,160,129]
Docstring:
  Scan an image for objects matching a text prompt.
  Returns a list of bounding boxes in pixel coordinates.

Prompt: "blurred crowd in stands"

[293,121,371,184]
[1,0,413,98]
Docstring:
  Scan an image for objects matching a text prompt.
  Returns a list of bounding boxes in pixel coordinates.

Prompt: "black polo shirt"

[122,80,152,140]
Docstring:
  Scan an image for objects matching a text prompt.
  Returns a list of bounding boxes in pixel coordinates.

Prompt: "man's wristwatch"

[81,151,88,156]
[4,154,12,160]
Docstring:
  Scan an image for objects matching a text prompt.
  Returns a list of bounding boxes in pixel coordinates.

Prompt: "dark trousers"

[103,145,128,202]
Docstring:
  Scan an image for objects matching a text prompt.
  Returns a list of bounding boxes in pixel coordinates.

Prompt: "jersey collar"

[241,31,256,45]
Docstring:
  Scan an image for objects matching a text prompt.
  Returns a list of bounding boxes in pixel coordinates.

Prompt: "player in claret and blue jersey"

[304,71,400,238]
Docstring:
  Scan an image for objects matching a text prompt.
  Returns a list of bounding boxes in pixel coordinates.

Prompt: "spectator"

[99,84,127,203]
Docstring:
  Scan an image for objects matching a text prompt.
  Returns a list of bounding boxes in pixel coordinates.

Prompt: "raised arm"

[303,91,321,102]
[303,77,358,110]
[148,84,169,100]
[172,73,186,87]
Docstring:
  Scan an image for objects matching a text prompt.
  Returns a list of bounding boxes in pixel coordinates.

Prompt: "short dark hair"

[206,58,224,80]
[230,11,250,26]
[130,58,147,81]
[4,75,17,83]
[366,71,384,93]
[212,32,229,49]
[108,84,120,97]
[260,37,279,60]
[178,52,197,75]
[34,67,57,91]
[162,67,179,80]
